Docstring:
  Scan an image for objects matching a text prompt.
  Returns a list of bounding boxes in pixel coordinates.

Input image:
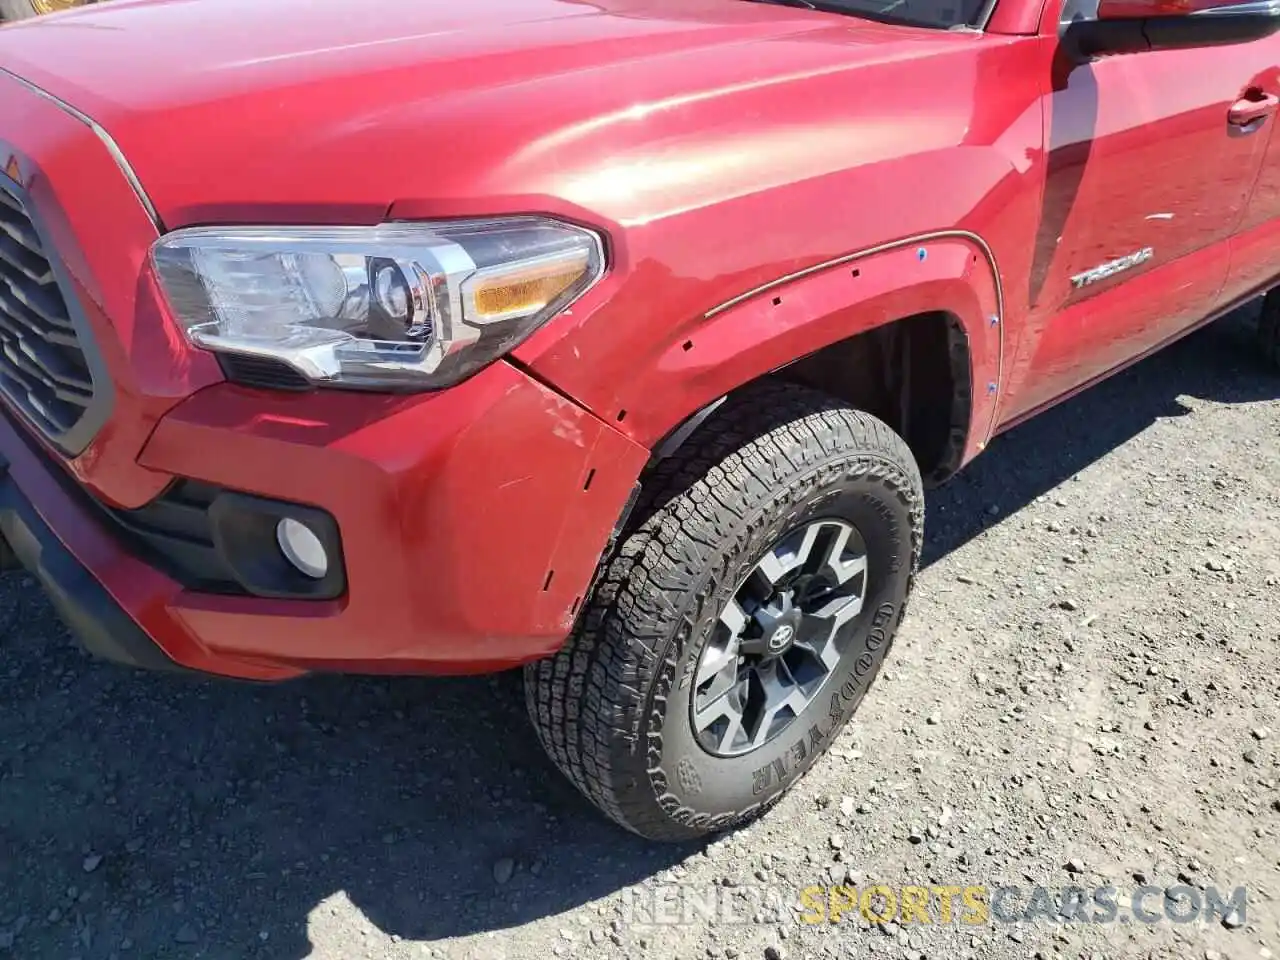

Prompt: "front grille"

[0,182,95,447]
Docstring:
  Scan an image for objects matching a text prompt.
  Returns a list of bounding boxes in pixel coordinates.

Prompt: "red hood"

[0,0,969,228]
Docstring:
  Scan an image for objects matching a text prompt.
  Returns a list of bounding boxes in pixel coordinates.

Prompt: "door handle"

[1228,91,1279,131]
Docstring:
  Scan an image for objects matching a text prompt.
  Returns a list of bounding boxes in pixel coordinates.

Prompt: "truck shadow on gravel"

[921,304,1277,566]
[0,308,1275,959]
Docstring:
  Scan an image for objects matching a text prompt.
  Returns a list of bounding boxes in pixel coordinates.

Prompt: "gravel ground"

[1,308,1278,960]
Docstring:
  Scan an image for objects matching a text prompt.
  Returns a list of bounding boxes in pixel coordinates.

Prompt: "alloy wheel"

[691,519,870,758]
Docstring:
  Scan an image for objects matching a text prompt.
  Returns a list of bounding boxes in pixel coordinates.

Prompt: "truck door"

[1223,54,1280,302]
[1001,0,1274,420]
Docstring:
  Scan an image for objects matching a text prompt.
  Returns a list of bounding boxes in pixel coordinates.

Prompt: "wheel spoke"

[814,522,866,585]
[749,660,812,749]
[719,598,749,636]
[693,675,747,752]
[692,680,735,729]
[799,590,866,673]
[776,653,800,688]
[754,550,793,589]
[711,706,746,754]
[696,632,741,689]
[755,524,830,588]
[812,590,865,628]
[754,691,811,748]
[792,524,825,570]
[794,634,842,673]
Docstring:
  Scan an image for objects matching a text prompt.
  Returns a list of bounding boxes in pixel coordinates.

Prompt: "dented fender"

[538,232,1004,470]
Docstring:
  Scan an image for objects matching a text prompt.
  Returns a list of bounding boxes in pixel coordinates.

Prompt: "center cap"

[760,609,803,657]
[767,623,796,653]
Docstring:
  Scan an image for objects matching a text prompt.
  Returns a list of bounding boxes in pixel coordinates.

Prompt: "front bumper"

[0,448,182,674]
[0,362,647,680]
[0,67,648,680]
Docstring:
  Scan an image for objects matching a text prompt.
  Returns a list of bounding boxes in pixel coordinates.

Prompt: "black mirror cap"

[1062,2,1280,60]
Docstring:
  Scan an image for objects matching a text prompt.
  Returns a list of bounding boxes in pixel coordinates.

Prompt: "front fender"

[536,232,1003,469]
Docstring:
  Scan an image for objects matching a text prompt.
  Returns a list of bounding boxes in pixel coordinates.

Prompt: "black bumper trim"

[0,452,184,672]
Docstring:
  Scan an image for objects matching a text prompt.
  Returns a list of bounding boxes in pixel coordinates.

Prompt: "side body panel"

[1,0,1054,481]
[995,2,1280,422]
[510,35,1052,459]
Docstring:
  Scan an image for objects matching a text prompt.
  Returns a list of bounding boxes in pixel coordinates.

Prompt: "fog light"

[275,518,328,579]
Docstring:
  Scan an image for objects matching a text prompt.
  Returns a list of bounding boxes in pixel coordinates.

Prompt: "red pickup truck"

[1,0,1278,842]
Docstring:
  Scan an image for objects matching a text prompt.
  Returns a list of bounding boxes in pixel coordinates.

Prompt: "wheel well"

[649,312,973,486]
[773,312,972,485]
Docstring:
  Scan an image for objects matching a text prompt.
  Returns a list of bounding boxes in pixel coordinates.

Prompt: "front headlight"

[150,217,605,390]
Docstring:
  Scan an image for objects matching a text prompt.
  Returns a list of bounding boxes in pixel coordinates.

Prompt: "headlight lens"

[151,217,605,390]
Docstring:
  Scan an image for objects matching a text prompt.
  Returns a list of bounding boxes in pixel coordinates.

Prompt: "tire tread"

[525,380,923,841]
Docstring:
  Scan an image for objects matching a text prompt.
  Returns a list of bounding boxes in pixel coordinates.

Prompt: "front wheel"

[524,381,924,841]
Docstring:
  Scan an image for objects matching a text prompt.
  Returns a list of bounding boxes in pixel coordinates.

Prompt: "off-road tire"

[524,380,924,841]
[1261,288,1280,371]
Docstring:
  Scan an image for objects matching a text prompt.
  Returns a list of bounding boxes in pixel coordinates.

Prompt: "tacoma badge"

[1071,247,1155,289]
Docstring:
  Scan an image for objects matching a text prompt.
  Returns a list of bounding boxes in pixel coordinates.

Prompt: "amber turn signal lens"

[469,251,591,322]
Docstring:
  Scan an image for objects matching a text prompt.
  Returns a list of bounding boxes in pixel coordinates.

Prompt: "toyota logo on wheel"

[768,625,795,652]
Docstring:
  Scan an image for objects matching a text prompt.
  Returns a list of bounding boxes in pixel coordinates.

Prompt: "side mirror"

[1061,0,1280,60]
